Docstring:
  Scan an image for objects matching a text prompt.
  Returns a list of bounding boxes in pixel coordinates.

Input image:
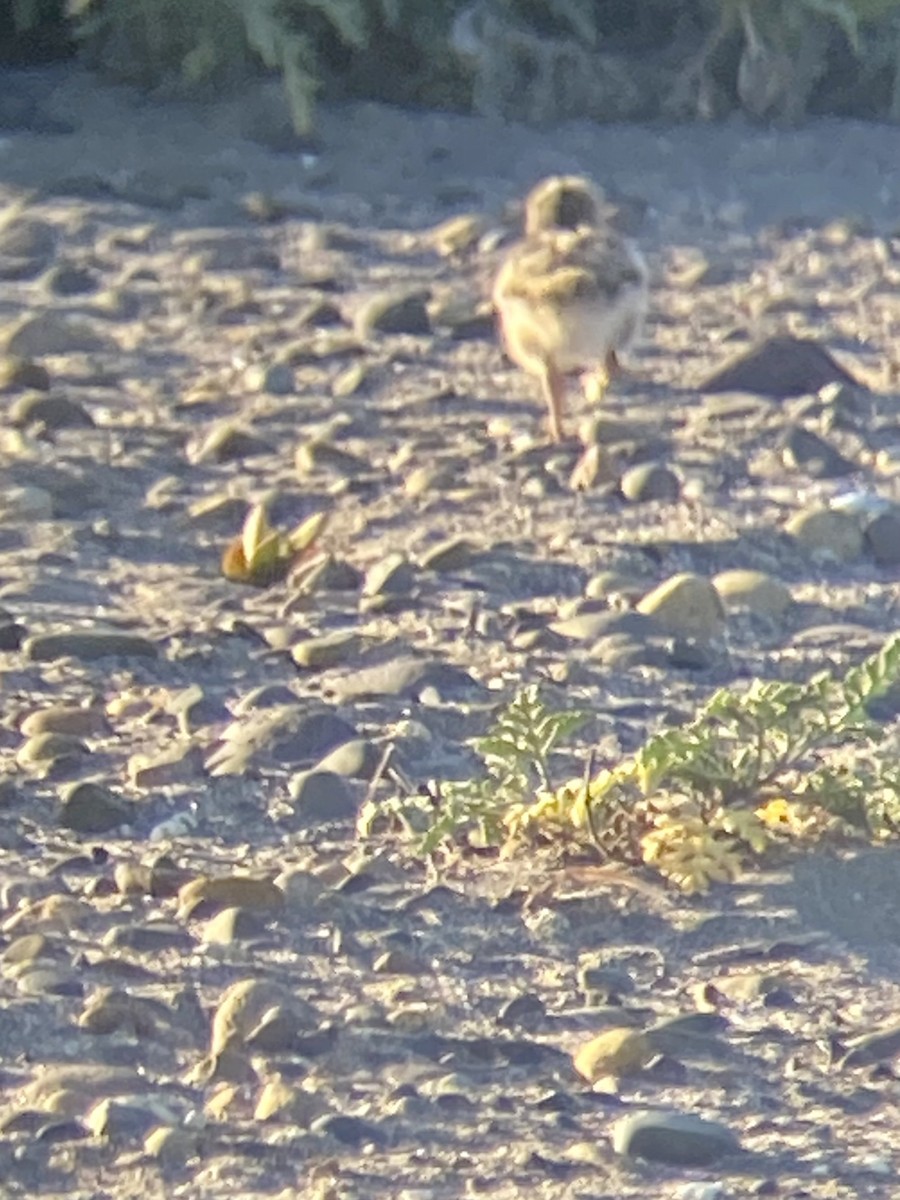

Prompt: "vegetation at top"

[8,0,900,131]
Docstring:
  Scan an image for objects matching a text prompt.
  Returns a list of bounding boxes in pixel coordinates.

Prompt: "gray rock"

[362,553,418,597]
[620,461,681,502]
[9,392,94,431]
[864,508,900,566]
[637,574,726,640]
[699,335,859,399]
[354,289,432,337]
[781,424,855,477]
[315,738,383,779]
[287,769,358,825]
[0,217,56,279]
[24,630,158,662]
[3,313,115,356]
[43,263,100,296]
[329,657,486,703]
[612,1109,741,1165]
[785,507,863,562]
[59,782,129,834]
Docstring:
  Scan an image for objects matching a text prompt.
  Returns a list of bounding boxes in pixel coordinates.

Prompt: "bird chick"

[493,174,647,442]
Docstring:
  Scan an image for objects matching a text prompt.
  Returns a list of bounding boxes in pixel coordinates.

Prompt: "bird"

[492,174,648,443]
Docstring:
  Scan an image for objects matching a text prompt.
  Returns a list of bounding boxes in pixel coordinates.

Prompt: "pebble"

[177,875,285,920]
[292,631,364,669]
[9,392,94,430]
[637,573,726,639]
[620,461,681,502]
[286,769,358,825]
[785,507,864,562]
[699,334,858,398]
[3,313,115,356]
[24,630,158,662]
[573,1027,654,1083]
[58,781,130,834]
[612,1109,741,1165]
[864,508,900,565]
[781,424,855,477]
[354,288,432,337]
[712,569,792,616]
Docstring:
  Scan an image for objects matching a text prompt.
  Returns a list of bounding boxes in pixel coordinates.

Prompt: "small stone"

[287,770,358,825]
[244,1002,318,1052]
[0,217,56,278]
[188,423,270,464]
[0,355,51,391]
[1,933,54,965]
[837,1023,900,1069]
[311,1112,387,1147]
[864,509,900,566]
[296,439,369,479]
[20,704,108,738]
[428,293,494,339]
[9,392,94,431]
[497,994,547,1030]
[403,463,455,498]
[177,875,284,921]
[361,552,417,597]
[712,570,792,617]
[203,906,269,945]
[16,964,83,997]
[292,631,364,670]
[0,484,52,522]
[44,263,99,296]
[3,313,115,356]
[315,738,382,779]
[781,425,855,478]
[637,574,726,639]
[290,554,362,594]
[246,362,295,395]
[128,743,200,789]
[373,949,425,975]
[254,1077,323,1124]
[78,989,159,1037]
[584,571,645,602]
[17,732,88,772]
[329,657,484,704]
[354,289,431,338]
[699,335,859,399]
[210,978,287,1054]
[331,361,369,397]
[620,462,681,502]
[102,922,192,954]
[59,782,129,834]
[612,1110,741,1166]
[418,537,479,573]
[24,630,158,662]
[573,1028,654,1083]
[785,508,864,563]
[143,1126,198,1166]
[85,1097,162,1140]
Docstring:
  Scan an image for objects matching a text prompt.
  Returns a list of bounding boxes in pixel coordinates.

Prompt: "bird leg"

[539,360,566,443]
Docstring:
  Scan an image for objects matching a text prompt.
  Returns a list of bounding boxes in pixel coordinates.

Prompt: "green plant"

[221,501,328,587]
[362,635,900,893]
[61,0,453,132]
[513,633,900,890]
[357,684,587,855]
